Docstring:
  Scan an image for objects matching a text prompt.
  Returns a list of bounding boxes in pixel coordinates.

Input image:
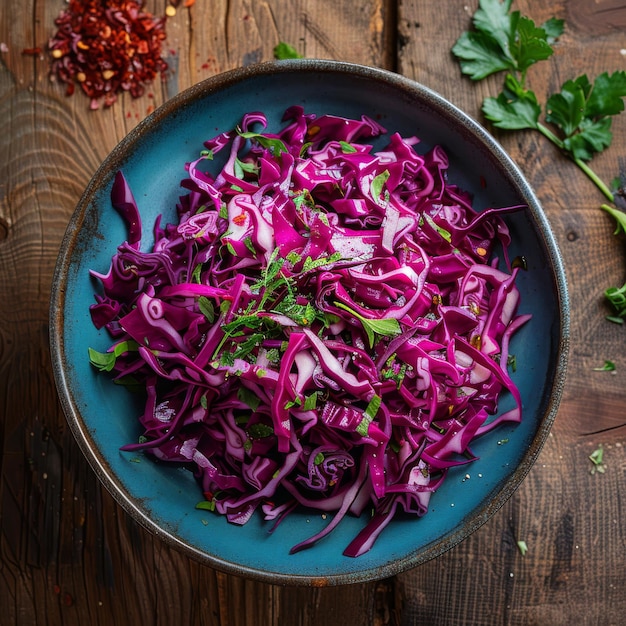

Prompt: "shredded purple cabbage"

[89,106,530,557]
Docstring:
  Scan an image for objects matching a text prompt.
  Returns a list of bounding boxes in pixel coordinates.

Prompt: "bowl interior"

[50,60,569,585]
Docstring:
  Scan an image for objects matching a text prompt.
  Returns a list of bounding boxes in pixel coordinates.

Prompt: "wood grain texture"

[1,0,625,624]
[397,1,626,625]
[1,1,386,624]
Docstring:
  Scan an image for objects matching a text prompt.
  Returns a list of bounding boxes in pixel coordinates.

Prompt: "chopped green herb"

[264,348,281,363]
[516,540,528,556]
[382,355,408,389]
[88,340,140,372]
[237,385,261,411]
[196,500,216,512]
[273,41,302,60]
[593,360,616,372]
[235,157,258,175]
[113,375,143,392]
[237,129,289,156]
[335,301,401,348]
[219,350,236,367]
[284,397,302,410]
[291,189,315,211]
[198,296,215,323]
[589,445,606,474]
[243,236,257,255]
[302,392,319,411]
[355,396,382,437]
[302,251,342,272]
[191,263,203,284]
[370,169,390,205]
[247,423,274,439]
[423,213,452,243]
[364,394,382,420]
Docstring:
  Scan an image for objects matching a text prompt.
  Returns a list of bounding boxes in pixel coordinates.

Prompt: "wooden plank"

[3,0,625,622]
[0,0,390,624]
[397,1,626,624]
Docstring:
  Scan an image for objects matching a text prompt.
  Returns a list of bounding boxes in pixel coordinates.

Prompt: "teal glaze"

[49,60,570,586]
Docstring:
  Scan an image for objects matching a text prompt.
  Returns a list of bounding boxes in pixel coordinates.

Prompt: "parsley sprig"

[452,0,626,322]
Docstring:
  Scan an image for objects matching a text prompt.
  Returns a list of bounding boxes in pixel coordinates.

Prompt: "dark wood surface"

[1,1,625,624]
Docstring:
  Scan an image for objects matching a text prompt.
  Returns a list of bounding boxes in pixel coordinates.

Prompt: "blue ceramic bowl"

[50,60,569,585]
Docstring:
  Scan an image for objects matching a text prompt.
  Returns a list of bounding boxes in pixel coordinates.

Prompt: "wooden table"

[1,1,624,624]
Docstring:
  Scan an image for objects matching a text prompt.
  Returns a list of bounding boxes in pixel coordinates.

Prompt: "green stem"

[536,122,564,148]
[574,158,615,203]
[536,122,615,203]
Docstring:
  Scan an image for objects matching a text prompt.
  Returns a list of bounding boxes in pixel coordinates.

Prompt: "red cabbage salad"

[88,106,531,557]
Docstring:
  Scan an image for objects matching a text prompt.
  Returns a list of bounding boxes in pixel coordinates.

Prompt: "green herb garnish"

[370,169,390,206]
[237,128,289,156]
[334,301,402,348]
[589,445,606,474]
[593,360,616,372]
[88,340,140,372]
[356,395,382,437]
[273,41,302,60]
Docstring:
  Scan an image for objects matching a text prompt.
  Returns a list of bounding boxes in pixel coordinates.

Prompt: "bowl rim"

[49,58,570,586]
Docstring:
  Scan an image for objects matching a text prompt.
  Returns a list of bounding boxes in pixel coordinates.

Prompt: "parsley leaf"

[587,71,626,118]
[542,17,565,43]
[545,73,626,161]
[302,392,319,411]
[452,30,514,81]
[513,16,556,73]
[472,0,516,58]
[452,0,560,81]
[483,91,540,130]
[545,76,589,136]
[335,301,401,348]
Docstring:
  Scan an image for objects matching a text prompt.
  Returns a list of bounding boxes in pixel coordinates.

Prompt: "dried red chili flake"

[48,0,168,109]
